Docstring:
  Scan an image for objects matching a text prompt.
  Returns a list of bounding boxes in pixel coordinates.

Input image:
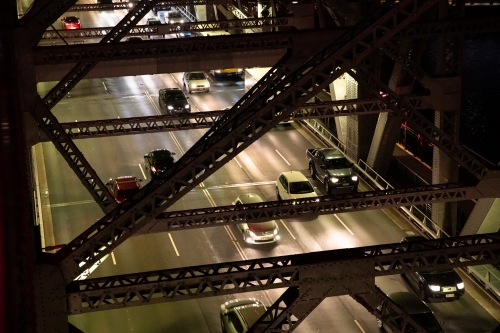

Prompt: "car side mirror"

[138,179,143,182]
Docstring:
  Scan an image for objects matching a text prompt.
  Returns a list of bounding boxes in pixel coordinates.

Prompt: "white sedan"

[182,71,210,93]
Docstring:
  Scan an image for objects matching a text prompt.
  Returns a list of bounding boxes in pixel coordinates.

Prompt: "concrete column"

[366,40,412,175]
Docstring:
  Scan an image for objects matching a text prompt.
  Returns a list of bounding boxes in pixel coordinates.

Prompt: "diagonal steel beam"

[55,0,443,283]
[31,99,116,212]
[347,67,491,179]
[65,232,500,313]
[42,0,158,109]
[351,286,428,333]
[23,0,80,39]
[56,96,426,140]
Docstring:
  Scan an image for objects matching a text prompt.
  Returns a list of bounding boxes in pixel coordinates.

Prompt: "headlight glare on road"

[351,175,358,181]
[428,285,441,292]
[330,177,339,183]
[457,282,464,289]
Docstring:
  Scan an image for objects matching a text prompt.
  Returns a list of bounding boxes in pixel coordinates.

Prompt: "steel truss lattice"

[66,232,500,313]
[55,96,425,140]
[54,0,445,284]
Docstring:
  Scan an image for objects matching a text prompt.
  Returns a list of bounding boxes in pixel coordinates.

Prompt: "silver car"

[220,298,269,333]
[232,193,280,244]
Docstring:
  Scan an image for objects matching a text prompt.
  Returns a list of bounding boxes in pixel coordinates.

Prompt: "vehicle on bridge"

[276,171,318,202]
[182,72,210,93]
[166,11,184,24]
[61,16,81,30]
[106,176,142,203]
[210,68,244,78]
[401,236,465,301]
[377,292,444,333]
[220,298,270,333]
[158,88,191,114]
[232,194,280,244]
[143,149,175,179]
[307,148,359,194]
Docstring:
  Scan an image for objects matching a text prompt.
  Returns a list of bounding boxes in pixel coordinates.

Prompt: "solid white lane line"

[102,81,107,91]
[224,226,247,260]
[335,214,354,235]
[354,320,366,333]
[168,233,180,256]
[234,157,243,168]
[275,149,290,165]
[111,252,117,265]
[138,163,147,180]
[280,220,296,240]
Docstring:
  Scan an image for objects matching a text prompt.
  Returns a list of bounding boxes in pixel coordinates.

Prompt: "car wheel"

[418,284,429,301]
[309,164,316,178]
[276,187,281,200]
[325,179,331,194]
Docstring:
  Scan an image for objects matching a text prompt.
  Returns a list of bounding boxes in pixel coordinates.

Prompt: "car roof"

[280,171,309,182]
[114,176,140,189]
[387,292,431,314]
[64,16,79,20]
[318,148,345,159]
[149,149,174,157]
[401,235,428,243]
[237,304,267,327]
[235,193,263,204]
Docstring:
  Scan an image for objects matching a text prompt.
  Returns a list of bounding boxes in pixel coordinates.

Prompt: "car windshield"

[148,19,161,25]
[410,312,442,332]
[152,152,175,166]
[169,12,182,17]
[117,188,140,199]
[325,158,350,169]
[188,72,206,80]
[65,17,79,22]
[289,181,314,194]
[165,92,186,101]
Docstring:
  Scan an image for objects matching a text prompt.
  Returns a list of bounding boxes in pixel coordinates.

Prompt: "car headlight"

[180,20,184,23]
[274,229,278,235]
[204,83,210,88]
[351,175,358,181]
[185,104,190,109]
[248,231,256,237]
[167,105,173,110]
[237,68,243,72]
[428,285,441,292]
[330,177,339,183]
[128,2,134,7]
[215,70,221,73]
[275,235,281,240]
[151,166,157,173]
[457,282,464,289]
[190,83,197,88]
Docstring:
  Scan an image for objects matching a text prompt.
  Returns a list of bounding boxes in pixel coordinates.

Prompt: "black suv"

[402,236,465,301]
[144,149,176,178]
[158,88,191,114]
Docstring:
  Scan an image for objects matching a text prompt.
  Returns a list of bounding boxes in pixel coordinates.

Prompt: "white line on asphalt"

[279,219,296,240]
[48,199,95,208]
[168,233,180,256]
[234,157,243,168]
[207,181,275,189]
[111,252,117,265]
[102,81,107,91]
[224,226,247,260]
[138,163,147,180]
[354,320,366,333]
[335,214,354,235]
[275,149,290,165]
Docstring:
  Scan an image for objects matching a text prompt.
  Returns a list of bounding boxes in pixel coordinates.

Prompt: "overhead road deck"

[67,0,248,12]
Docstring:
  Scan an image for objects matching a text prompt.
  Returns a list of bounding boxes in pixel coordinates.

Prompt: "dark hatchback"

[158,88,191,114]
[402,236,465,301]
[144,149,175,178]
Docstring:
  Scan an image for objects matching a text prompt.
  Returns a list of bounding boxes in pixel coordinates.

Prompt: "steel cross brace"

[347,67,491,179]
[31,100,116,211]
[247,287,324,333]
[351,286,428,333]
[41,17,294,40]
[55,0,442,283]
[65,232,500,313]
[140,183,474,234]
[56,96,425,140]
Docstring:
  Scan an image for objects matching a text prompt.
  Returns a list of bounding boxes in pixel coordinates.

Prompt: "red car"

[106,176,142,203]
[61,16,81,30]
